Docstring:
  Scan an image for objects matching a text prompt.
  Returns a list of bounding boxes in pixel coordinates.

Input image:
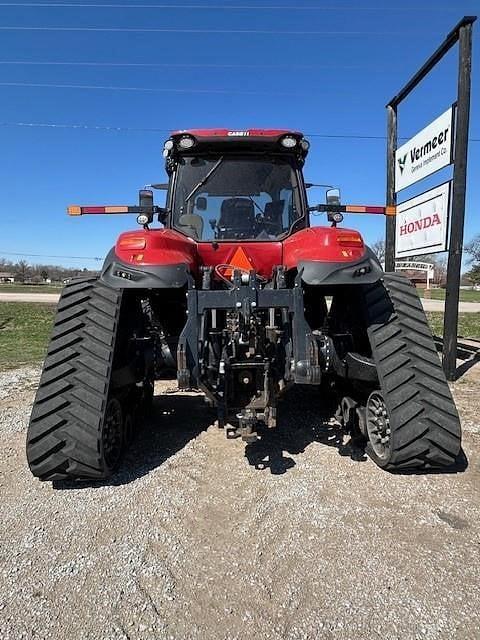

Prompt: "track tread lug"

[364,272,461,471]
[26,277,132,481]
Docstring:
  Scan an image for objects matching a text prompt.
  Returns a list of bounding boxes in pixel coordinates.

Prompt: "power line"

[0,60,379,70]
[2,121,479,142]
[0,250,102,261]
[0,81,292,95]
[0,26,430,34]
[0,121,388,138]
[0,2,463,10]
[0,121,168,132]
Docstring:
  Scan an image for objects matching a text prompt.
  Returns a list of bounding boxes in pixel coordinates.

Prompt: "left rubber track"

[26,277,124,481]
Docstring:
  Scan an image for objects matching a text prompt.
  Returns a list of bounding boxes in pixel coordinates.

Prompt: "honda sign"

[395,181,451,258]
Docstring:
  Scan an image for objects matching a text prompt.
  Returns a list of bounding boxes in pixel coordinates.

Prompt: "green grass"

[0,302,56,368]
[417,288,480,302]
[0,302,478,371]
[0,283,62,294]
[426,312,480,340]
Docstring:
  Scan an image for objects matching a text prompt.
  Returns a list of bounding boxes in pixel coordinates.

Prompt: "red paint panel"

[283,227,366,270]
[114,226,366,278]
[197,242,282,279]
[115,229,198,269]
[170,128,302,139]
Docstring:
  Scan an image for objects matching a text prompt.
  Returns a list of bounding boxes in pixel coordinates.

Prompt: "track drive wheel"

[363,273,462,471]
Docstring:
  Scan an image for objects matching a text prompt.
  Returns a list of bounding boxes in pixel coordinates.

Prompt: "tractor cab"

[163,129,310,242]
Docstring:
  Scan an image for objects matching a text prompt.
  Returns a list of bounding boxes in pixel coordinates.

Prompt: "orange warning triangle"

[224,246,254,277]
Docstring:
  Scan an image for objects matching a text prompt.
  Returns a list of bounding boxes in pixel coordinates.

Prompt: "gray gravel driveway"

[0,367,479,640]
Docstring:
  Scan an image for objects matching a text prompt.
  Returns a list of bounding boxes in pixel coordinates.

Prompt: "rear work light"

[280,135,297,148]
[178,135,195,149]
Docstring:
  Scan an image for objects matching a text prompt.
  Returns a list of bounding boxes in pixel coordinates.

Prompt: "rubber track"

[364,273,461,470]
[26,277,123,480]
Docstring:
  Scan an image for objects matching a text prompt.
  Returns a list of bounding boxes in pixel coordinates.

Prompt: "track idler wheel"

[102,396,125,471]
[365,391,391,464]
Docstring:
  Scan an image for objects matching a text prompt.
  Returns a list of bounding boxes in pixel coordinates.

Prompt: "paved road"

[421,298,480,312]
[1,291,480,313]
[0,292,60,304]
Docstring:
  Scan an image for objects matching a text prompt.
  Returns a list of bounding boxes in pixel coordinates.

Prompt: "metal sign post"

[443,21,474,380]
[385,16,476,380]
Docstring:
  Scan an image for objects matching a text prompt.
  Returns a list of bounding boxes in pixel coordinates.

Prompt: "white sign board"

[395,107,454,192]
[395,181,451,258]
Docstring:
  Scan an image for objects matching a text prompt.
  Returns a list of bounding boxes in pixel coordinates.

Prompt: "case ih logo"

[227,131,250,137]
[399,213,441,236]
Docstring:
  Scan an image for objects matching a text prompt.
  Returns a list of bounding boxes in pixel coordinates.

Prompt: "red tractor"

[26,129,461,480]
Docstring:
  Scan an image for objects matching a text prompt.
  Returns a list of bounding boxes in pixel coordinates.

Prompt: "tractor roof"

[165,128,310,160]
[170,128,304,139]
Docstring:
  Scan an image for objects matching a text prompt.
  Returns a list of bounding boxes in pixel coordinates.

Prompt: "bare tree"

[465,234,480,264]
[16,260,30,283]
[370,238,385,263]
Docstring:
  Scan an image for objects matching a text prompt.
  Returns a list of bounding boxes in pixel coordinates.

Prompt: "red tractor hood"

[114,226,366,279]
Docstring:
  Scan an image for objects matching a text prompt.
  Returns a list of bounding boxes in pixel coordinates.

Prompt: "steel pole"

[385,104,397,271]
[442,22,473,380]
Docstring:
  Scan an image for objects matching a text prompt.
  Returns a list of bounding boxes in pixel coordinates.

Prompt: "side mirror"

[137,189,154,226]
[326,188,341,206]
[326,188,343,225]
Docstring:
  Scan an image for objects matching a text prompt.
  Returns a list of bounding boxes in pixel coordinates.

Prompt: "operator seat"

[218,198,255,239]
[263,200,285,235]
[178,213,204,240]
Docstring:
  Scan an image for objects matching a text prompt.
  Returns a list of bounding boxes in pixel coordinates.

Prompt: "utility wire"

[0,81,293,95]
[0,26,430,34]
[2,121,479,142]
[0,2,463,10]
[0,121,391,138]
[0,60,381,70]
[0,250,102,261]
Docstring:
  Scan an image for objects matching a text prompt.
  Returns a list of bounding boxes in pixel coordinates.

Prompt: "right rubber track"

[26,277,124,481]
[364,273,462,470]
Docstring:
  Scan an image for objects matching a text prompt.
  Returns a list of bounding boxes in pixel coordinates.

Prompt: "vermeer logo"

[409,126,449,166]
[397,153,407,174]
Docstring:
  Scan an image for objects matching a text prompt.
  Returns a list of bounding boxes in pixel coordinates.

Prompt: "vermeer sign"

[395,107,454,192]
[395,181,451,258]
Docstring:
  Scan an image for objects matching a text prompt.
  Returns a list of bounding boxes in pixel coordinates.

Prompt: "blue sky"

[0,0,478,269]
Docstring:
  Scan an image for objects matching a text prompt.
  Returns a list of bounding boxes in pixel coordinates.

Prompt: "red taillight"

[118,236,146,251]
[336,231,364,248]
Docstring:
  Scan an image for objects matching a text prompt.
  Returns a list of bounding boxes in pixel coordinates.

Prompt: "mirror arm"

[156,207,168,224]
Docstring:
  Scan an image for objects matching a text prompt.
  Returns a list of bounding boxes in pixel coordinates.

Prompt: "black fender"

[100,248,190,289]
[299,247,383,286]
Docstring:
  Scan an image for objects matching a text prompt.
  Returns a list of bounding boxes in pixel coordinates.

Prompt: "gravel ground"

[0,366,479,640]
